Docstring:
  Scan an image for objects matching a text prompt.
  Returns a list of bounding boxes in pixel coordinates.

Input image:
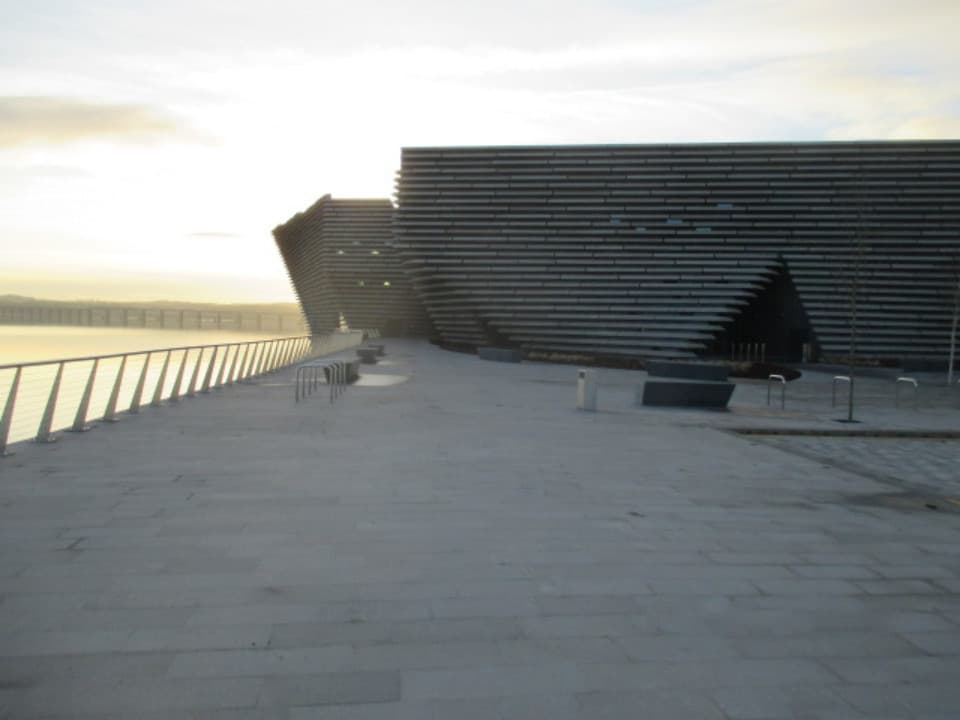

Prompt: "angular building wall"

[395,141,960,361]
[273,195,429,336]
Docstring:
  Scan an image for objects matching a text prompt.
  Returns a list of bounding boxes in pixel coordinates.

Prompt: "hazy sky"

[2,0,958,303]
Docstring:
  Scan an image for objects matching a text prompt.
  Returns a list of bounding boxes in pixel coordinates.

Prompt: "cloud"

[0,96,200,148]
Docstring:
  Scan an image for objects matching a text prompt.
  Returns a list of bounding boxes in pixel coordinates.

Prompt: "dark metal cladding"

[395,141,960,362]
[273,195,429,336]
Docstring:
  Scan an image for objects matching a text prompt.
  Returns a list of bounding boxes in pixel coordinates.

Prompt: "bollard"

[832,375,851,408]
[767,374,786,409]
[895,377,919,409]
[577,368,597,411]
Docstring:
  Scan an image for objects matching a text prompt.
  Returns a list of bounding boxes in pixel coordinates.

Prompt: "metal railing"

[0,331,363,456]
[295,359,356,404]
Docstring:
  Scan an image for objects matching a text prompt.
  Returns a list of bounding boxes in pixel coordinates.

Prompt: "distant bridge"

[0,303,307,333]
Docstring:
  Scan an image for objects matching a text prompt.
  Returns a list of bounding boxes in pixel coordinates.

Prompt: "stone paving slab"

[1,339,959,719]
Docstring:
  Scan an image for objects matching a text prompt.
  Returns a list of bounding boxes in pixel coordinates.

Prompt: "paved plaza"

[1,340,959,719]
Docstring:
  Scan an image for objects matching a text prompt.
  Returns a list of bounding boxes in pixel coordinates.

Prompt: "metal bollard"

[767,374,786,409]
[895,377,918,409]
[832,375,851,408]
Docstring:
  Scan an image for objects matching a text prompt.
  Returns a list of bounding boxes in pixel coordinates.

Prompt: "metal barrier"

[295,360,353,404]
[0,334,322,456]
[895,376,919,409]
[767,374,786,409]
[832,375,851,408]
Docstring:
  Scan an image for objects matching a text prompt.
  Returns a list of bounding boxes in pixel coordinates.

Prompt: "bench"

[640,360,735,409]
[324,360,360,384]
[356,347,379,364]
[646,360,728,381]
[639,380,735,408]
[478,346,523,363]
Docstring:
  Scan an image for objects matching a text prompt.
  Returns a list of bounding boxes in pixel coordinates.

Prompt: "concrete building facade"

[273,195,429,336]
[394,141,959,362]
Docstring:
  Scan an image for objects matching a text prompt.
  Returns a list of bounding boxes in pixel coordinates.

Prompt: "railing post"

[235,344,251,383]
[152,351,172,407]
[201,346,218,392]
[103,355,127,422]
[265,340,280,373]
[186,348,204,396]
[225,345,241,385]
[283,338,297,367]
[130,353,151,413]
[0,367,22,456]
[215,346,231,387]
[71,359,99,432]
[36,362,65,443]
[169,350,188,402]
[253,342,267,377]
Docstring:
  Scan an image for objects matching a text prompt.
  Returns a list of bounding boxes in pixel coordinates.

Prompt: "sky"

[1,0,958,304]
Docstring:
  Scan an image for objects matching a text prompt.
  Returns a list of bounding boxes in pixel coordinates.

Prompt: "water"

[0,326,305,449]
[0,326,292,366]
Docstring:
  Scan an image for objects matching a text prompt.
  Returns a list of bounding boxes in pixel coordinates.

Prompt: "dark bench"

[324,360,359,384]
[646,361,728,381]
[639,380,735,408]
[641,360,734,409]
[478,346,523,363]
[367,344,386,357]
[356,347,379,364]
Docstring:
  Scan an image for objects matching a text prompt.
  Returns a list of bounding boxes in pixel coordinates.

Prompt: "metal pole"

[0,367,22,456]
[226,345,242,385]
[103,355,127,422]
[71,359,99,431]
[130,354,151,413]
[949,277,959,385]
[168,351,188,402]
[201,346,218,392]
[152,351,172,407]
[36,362,65,443]
[253,342,267,377]
[235,344,251,383]
[186,348,204,396]
[265,340,280,373]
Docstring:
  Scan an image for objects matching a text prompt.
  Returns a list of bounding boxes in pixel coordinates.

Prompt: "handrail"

[0,332,365,456]
[0,334,311,371]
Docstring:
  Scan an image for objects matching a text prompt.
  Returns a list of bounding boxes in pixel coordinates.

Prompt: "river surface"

[0,325,305,448]
[0,326,291,366]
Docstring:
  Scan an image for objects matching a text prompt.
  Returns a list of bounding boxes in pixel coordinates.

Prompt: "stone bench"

[639,380,735,409]
[323,360,360,384]
[356,347,379,364]
[367,344,386,357]
[646,360,729,381]
[478,346,523,363]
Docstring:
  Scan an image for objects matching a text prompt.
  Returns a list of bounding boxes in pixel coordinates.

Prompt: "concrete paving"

[1,339,958,719]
